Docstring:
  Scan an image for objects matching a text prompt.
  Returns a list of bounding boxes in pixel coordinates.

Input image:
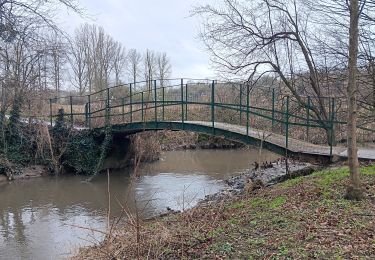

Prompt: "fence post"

[272,88,275,130]
[285,96,290,157]
[211,80,215,134]
[141,92,144,122]
[185,83,188,121]
[181,79,184,126]
[246,84,250,136]
[240,84,243,124]
[307,96,310,142]
[70,96,73,127]
[130,83,133,123]
[330,97,335,159]
[162,87,165,121]
[154,80,157,122]
[49,98,53,126]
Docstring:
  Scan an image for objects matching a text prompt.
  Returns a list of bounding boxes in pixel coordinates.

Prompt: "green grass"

[76,164,375,259]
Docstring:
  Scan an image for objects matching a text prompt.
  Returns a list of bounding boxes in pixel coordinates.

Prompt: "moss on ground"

[74,164,375,259]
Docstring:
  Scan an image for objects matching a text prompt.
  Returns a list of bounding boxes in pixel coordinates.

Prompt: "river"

[0,148,278,259]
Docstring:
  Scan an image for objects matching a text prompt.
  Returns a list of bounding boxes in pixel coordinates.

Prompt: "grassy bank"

[74,165,375,259]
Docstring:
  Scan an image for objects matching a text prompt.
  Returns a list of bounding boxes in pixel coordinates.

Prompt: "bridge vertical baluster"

[88,95,91,129]
[285,96,290,157]
[122,97,125,122]
[211,80,215,134]
[154,80,157,122]
[162,87,165,121]
[106,87,110,126]
[181,79,184,127]
[130,83,133,123]
[28,99,31,125]
[246,84,249,136]
[307,96,310,142]
[49,98,53,126]
[329,97,335,159]
[70,96,73,127]
[141,92,144,122]
[185,83,188,121]
[272,88,275,130]
[239,84,242,125]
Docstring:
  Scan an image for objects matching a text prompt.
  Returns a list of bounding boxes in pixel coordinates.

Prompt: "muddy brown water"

[0,149,278,259]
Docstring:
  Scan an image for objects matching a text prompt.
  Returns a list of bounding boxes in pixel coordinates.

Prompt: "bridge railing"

[33,78,375,157]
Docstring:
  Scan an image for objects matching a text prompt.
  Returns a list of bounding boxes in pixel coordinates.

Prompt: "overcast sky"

[59,0,215,79]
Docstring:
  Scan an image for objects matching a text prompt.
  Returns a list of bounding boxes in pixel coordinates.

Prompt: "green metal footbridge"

[45,78,375,161]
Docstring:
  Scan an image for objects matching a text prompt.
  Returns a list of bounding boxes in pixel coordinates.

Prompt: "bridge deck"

[109,120,375,161]
[189,121,375,160]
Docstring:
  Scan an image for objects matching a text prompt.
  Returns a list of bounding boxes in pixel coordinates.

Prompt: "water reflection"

[0,149,278,259]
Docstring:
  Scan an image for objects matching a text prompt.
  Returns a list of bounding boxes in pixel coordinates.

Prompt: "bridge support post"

[130,83,133,123]
[141,92,144,122]
[181,79,184,128]
[49,98,52,127]
[154,80,157,122]
[70,96,73,127]
[185,83,188,121]
[239,84,243,125]
[285,96,290,157]
[246,84,249,136]
[122,97,125,122]
[211,80,215,134]
[329,97,335,159]
[272,88,275,130]
[307,96,310,142]
[106,87,110,126]
[87,95,91,129]
[162,87,165,121]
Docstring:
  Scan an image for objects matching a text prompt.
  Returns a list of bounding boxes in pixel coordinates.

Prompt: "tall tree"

[346,0,362,199]
[156,52,172,87]
[127,48,142,87]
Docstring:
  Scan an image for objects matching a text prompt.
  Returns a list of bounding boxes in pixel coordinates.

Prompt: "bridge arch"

[109,121,292,157]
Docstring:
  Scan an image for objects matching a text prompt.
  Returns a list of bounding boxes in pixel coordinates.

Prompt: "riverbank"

[73,164,375,259]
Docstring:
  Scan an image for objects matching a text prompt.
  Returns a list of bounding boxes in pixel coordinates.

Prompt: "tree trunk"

[345,0,363,200]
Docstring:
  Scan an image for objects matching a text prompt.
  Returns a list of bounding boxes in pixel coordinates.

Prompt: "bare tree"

[68,29,88,94]
[112,42,127,85]
[143,49,156,93]
[127,48,142,89]
[193,0,335,142]
[0,0,81,42]
[156,52,172,87]
[346,0,361,200]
